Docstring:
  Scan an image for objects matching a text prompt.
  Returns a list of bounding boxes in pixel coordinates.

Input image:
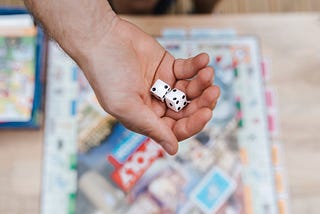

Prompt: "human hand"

[77,17,220,155]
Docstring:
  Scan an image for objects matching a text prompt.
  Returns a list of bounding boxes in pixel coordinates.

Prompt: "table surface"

[1,13,320,214]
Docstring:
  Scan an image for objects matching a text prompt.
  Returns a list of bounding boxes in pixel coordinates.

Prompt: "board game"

[42,31,288,214]
[0,11,45,128]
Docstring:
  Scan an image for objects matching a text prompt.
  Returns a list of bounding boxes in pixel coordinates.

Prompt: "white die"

[165,88,188,112]
[150,79,171,102]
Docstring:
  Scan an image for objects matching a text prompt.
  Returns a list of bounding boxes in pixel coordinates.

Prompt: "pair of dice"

[150,79,188,112]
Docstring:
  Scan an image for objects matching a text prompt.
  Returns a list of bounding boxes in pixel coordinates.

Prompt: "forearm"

[24,0,118,62]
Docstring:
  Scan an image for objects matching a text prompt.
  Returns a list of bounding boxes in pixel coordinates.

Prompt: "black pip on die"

[164,88,188,112]
[150,79,171,102]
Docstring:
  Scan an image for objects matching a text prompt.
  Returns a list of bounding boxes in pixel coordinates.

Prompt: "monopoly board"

[42,35,288,214]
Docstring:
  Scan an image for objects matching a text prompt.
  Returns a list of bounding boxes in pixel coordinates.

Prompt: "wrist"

[58,6,120,68]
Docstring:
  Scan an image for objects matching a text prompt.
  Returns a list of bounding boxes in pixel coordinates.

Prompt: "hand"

[78,17,220,155]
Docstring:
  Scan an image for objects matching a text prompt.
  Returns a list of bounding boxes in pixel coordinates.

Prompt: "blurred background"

[0,0,319,214]
[1,0,320,13]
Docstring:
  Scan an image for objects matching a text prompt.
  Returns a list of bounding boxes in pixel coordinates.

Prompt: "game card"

[191,167,236,214]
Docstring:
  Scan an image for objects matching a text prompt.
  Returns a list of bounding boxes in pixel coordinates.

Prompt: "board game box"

[0,9,45,128]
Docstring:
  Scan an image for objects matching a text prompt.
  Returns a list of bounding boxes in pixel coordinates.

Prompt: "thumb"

[116,98,178,155]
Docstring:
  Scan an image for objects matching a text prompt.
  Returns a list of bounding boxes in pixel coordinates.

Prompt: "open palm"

[79,18,220,155]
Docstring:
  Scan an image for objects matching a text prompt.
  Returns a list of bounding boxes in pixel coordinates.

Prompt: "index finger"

[173,53,210,80]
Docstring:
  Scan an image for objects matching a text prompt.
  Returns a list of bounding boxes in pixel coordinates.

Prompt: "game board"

[42,33,288,214]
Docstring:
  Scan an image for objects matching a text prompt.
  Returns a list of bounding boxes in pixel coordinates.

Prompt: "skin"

[24,0,220,155]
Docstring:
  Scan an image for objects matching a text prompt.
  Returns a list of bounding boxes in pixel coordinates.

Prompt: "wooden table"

[1,14,320,214]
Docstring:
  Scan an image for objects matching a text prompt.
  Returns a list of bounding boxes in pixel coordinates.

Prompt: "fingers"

[115,96,179,155]
[186,66,213,99]
[149,53,213,118]
[173,53,209,80]
[162,107,212,142]
[189,85,220,110]
[165,85,220,120]
[174,66,214,99]
[173,108,212,141]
